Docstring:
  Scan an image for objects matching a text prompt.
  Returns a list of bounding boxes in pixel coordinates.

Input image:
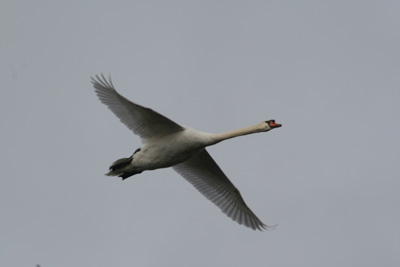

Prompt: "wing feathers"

[92,74,184,140]
[173,150,271,231]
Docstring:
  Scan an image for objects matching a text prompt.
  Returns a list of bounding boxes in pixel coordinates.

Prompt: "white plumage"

[92,74,282,231]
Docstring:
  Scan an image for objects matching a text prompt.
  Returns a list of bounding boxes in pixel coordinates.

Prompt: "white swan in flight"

[92,74,282,231]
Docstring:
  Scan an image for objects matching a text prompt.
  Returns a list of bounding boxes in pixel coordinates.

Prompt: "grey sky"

[1,1,399,266]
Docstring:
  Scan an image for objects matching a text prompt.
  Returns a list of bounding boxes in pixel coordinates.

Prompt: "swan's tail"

[106,157,141,180]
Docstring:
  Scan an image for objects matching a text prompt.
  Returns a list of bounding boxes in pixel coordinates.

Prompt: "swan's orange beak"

[269,120,282,128]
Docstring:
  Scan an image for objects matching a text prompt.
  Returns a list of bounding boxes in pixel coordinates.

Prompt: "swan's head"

[264,120,282,131]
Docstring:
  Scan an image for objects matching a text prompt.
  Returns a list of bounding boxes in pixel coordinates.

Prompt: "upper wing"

[91,74,184,140]
[173,149,270,231]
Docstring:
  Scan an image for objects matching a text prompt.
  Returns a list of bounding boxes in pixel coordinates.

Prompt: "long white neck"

[207,122,268,145]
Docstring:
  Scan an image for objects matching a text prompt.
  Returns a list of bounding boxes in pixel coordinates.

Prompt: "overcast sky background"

[1,1,399,266]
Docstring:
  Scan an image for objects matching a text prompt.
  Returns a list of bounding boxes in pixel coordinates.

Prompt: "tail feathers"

[105,157,142,180]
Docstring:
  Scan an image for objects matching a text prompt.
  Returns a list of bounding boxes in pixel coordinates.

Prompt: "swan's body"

[92,74,282,231]
[120,127,210,172]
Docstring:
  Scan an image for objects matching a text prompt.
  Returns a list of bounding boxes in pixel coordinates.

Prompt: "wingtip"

[91,73,115,89]
[262,223,278,231]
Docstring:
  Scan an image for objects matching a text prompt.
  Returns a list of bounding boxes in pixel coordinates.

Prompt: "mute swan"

[92,74,282,231]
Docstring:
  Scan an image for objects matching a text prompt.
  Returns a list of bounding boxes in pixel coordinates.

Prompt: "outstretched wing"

[92,74,184,141]
[173,149,270,231]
